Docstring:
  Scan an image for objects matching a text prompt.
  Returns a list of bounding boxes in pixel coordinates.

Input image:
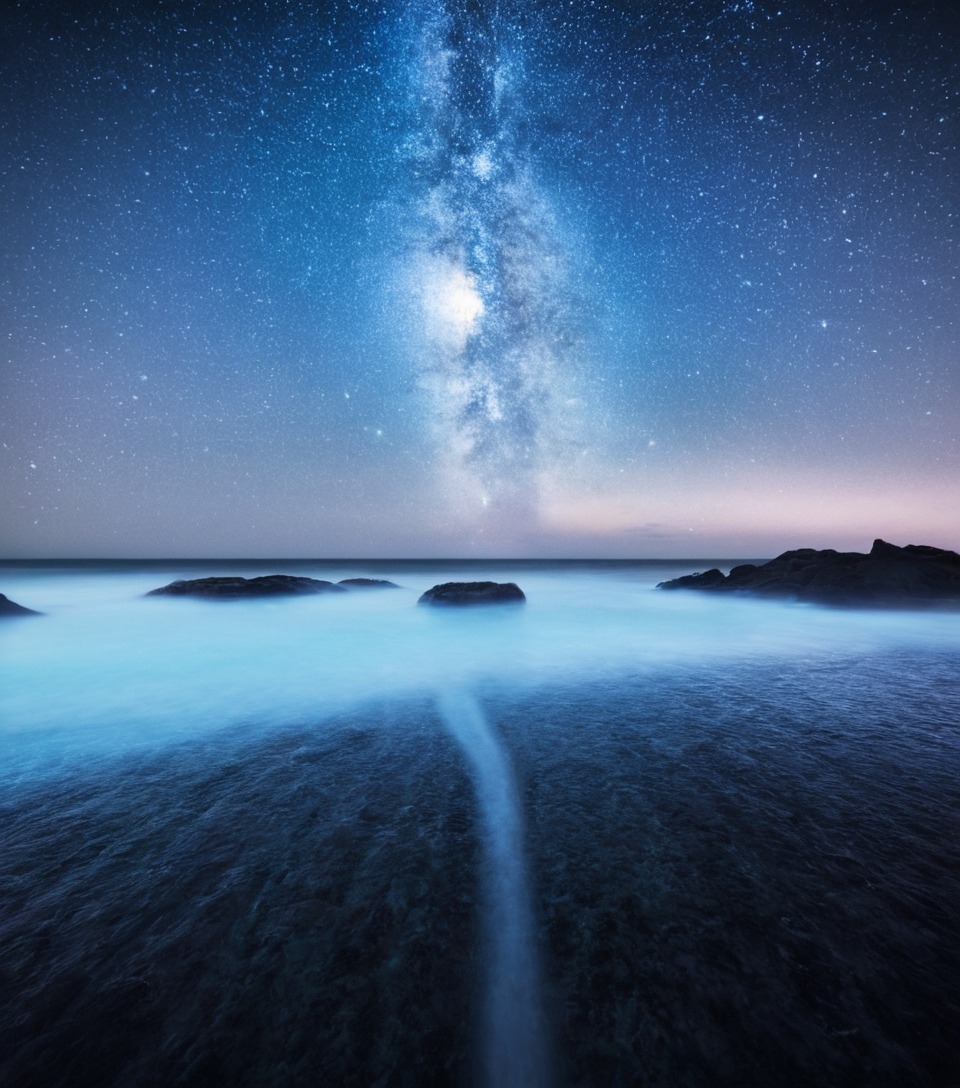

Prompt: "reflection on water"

[1,561,959,1087]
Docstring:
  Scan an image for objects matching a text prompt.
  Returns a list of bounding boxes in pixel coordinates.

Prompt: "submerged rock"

[657,539,960,606]
[337,578,400,589]
[418,581,526,607]
[146,575,347,599]
[0,592,41,617]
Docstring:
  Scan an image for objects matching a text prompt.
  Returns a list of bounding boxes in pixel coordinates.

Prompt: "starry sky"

[2,0,958,558]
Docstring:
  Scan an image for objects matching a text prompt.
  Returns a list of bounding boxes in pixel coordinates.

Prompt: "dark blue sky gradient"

[2,0,957,557]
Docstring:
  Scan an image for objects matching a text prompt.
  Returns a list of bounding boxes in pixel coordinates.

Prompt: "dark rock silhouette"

[418,581,526,606]
[147,576,347,599]
[658,539,960,606]
[659,568,727,591]
[338,578,400,589]
[0,592,41,617]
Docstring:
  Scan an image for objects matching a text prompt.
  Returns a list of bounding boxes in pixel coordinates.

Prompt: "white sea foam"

[438,689,549,1088]
[2,563,959,769]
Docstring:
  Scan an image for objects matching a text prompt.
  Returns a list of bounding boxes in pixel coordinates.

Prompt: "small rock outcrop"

[657,539,960,606]
[656,568,727,591]
[338,578,400,589]
[0,592,41,617]
[417,581,526,607]
[147,575,347,599]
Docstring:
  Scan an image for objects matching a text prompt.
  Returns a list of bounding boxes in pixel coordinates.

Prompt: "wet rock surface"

[658,539,960,606]
[338,578,400,589]
[0,592,41,617]
[418,581,526,606]
[147,575,347,599]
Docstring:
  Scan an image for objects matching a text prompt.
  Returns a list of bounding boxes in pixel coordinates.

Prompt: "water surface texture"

[2,561,959,1087]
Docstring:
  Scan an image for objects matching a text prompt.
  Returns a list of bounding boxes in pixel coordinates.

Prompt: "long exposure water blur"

[2,560,959,1087]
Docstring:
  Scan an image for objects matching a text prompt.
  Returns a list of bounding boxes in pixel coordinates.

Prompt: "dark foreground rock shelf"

[0,592,41,617]
[657,539,960,606]
[147,576,348,599]
[418,581,526,607]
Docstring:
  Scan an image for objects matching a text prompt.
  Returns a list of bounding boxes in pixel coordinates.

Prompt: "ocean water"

[1,560,959,1087]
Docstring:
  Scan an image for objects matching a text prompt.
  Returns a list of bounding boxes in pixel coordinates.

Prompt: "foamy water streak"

[438,689,549,1088]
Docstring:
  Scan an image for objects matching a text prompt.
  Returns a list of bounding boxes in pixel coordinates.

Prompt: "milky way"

[1,0,957,557]
[401,0,583,533]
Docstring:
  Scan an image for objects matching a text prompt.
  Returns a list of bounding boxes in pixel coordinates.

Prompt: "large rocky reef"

[658,539,960,606]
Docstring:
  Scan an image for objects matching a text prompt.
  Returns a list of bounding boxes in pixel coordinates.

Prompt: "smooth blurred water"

[2,561,959,1087]
[3,560,958,773]
[438,689,548,1088]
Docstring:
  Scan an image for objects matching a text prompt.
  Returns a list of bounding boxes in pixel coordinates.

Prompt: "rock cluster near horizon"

[147,575,349,599]
[147,575,403,598]
[657,539,960,605]
[417,581,526,607]
[148,576,522,606]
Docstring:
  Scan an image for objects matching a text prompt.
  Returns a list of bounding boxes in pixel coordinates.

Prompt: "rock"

[338,578,400,589]
[657,568,726,591]
[417,581,526,607]
[727,564,759,583]
[657,539,960,606]
[0,592,41,617]
[146,575,347,599]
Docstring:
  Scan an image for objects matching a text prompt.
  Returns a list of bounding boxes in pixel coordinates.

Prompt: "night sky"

[2,0,958,558]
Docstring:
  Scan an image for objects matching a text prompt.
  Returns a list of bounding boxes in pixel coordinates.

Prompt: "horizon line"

[0,554,775,564]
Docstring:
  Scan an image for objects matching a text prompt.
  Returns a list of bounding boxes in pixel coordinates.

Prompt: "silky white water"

[3,561,960,1088]
[439,689,548,1088]
[4,561,959,777]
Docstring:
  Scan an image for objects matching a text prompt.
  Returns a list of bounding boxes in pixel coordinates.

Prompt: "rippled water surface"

[2,561,959,1087]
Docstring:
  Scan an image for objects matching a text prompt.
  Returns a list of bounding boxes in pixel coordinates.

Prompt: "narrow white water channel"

[437,689,550,1088]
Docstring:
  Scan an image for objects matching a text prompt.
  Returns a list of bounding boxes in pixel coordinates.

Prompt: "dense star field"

[1,0,958,557]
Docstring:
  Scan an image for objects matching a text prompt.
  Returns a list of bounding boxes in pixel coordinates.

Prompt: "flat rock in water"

[657,539,960,606]
[338,578,400,589]
[0,592,41,617]
[146,575,347,599]
[418,581,526,606]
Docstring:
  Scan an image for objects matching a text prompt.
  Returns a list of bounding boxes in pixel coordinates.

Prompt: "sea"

[2,559,959,1088]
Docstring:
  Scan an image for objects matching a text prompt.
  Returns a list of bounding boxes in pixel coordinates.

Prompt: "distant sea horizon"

[0,555,770,566]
